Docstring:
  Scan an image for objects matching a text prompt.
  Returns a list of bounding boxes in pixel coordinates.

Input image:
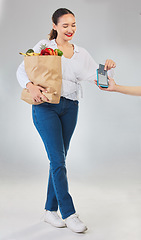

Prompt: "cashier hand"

[94,77,116,92]
[26,82,49,103]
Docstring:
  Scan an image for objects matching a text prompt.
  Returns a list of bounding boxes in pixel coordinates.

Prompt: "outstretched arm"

[95,77,141,96]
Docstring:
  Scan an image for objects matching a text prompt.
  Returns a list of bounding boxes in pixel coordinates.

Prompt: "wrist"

[26,82,33,89]
[114,84,120,92]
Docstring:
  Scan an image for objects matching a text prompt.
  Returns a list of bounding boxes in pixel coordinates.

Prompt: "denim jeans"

[32,97,79,219]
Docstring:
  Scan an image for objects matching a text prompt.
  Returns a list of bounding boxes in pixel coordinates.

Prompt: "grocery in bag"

[20,47,63,104]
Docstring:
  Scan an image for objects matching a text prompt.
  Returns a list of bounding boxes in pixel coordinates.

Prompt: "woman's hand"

[104,59,116,71]
[94,76,116,92]
[26,82,49,103]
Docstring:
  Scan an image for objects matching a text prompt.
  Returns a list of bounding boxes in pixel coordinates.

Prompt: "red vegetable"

[45,48,54,53]
[40,49,46,55]
[40,47,58,55]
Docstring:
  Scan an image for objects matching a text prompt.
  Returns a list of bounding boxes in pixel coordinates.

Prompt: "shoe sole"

[44,219,66,228]
[66,225,88,233]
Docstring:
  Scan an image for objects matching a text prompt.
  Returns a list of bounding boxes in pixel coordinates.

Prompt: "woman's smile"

[65,33,73,37]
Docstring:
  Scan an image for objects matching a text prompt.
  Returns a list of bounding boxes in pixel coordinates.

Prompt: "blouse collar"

[50,39,79,53]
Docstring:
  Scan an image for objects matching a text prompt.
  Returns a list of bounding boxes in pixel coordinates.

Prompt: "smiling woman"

[49,9,76,59]
[16,7,116,234]
[49,8,76,40]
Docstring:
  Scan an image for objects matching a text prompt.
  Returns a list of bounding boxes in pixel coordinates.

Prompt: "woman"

[95,77,141,96]
[16,8,116,233]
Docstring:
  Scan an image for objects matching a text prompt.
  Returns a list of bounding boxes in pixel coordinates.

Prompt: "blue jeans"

[32,97,79,219]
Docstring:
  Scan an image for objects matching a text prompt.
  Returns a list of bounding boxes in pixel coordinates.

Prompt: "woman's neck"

[55,38,70,47]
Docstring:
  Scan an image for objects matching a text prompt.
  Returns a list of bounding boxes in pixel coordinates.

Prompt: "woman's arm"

[16,61,49,103]
[16,39,49,103]
[77,47,116,82]
[95,77,141,96]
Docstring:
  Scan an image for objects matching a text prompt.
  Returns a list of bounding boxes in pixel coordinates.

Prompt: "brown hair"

[49,8,75,40]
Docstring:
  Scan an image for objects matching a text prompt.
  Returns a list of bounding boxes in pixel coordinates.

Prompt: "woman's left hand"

[104,59,116,71]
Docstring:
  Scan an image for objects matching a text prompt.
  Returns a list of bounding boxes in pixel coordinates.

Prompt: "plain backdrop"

[0,0,141,238]
[0,0,141,182]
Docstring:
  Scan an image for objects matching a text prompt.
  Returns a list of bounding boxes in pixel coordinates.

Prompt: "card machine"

[96,64,109,88]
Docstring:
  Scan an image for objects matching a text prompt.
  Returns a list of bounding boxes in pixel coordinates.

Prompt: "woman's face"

[53,14,76,41]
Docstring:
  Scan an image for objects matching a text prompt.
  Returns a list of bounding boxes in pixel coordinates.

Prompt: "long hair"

[49,8,75,40]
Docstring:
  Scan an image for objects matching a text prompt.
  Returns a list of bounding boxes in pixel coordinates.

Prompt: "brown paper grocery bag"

[21,55,62,104]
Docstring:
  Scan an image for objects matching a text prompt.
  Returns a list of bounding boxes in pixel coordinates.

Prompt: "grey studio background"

[0,0,141,239]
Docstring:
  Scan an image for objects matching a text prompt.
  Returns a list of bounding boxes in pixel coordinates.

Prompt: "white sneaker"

[44,210,66,228]
[65,213,87,233]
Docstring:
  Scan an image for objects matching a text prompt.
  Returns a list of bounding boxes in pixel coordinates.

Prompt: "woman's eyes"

[63,25,76,28]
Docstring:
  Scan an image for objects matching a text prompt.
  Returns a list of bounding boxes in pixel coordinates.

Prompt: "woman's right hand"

[26,82,49,103]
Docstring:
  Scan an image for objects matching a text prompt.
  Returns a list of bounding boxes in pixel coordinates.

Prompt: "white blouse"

[16,39,114,101]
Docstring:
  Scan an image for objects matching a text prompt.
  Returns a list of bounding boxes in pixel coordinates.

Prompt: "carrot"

[55,49,58,55]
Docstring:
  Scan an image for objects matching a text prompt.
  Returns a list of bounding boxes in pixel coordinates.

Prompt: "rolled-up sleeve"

[77,48,114,82]
[107,68,114,78]
[77,48,99,82]
[16,61,30,88]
